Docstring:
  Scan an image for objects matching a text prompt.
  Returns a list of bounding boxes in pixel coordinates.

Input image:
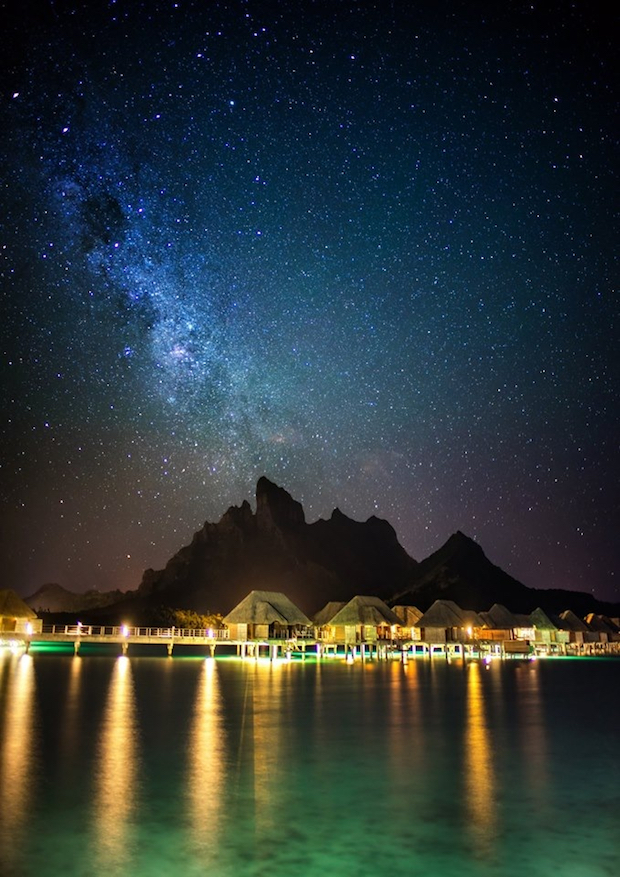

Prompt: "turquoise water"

[0,652,618,877]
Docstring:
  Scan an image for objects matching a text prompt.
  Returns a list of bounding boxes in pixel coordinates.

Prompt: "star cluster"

[1,0,618,601]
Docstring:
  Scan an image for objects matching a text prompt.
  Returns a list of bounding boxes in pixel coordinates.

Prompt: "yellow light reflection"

[92,656,139,873]
[464,662,496,854]
[0,655,37,872]
[186,659,225,853]
[387,659,424,771]
[515,664,548,806]
[232,661,289,848]
[251,662,286,838]
[60,655,83,765]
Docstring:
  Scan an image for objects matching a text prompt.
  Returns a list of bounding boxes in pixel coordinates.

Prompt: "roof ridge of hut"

[313,601,346,626]
[584,613,619,634]
[478,602,519,629]
[0,588,38,619]
[328,595,401,627]
[557,609,590,632]
[392,604,423,626]
[222,590,311,626]
[530,607,557,629]
[416,599,468,628]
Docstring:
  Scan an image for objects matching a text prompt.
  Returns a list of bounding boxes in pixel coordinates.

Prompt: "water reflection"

[386,660,424,775]
[229,660,291,862]
[464,662,496,855]
[1,655,616,877]
[60,656,83,766]
[0,655,37,872]
[92,656,140,873]
[250,663,286,839]
[515,664,548,808]
[186,659,225,853]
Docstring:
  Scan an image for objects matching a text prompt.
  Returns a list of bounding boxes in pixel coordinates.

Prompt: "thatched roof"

[512,612,534,628]
[584,613,619,635]
[416,599,482,629]
[478,603,519,630]
[222,590,311,626]
[530,607,557,630]
[313,601,346,626]
[327,596,401,627]
[392,605,423,626]
[0,589,38,619]
[557,609,589,632]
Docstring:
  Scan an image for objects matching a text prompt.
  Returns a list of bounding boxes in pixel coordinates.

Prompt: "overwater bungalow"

[392,604,423,641]
[414,599,483,647]
[584,613,620,645]
[510,612,536,641]
[478,603,520,641]
[222,590,311,641]
[556,609,594,654]
[557,609,588,640]
[475,603,527,656]
[529,607,561,653]
[0,589,42,635]
[476,604,560,655]
[322,595,401,645]
[312,601,346,640]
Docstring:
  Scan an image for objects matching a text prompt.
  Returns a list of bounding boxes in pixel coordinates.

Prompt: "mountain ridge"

[23,479,620,620]
[135,476,418,616]
[391,529,606,615]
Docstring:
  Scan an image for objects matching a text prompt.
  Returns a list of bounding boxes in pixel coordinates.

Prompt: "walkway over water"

[15,623,399,659]
[8,623,615,659]
[16,623,323,658]
[22,623,231,656]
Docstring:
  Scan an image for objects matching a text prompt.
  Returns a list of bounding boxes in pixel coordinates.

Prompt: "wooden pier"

[11,624,408,660]
[6,623,617,660]
[16,625,402,660]
[18,623,230,656]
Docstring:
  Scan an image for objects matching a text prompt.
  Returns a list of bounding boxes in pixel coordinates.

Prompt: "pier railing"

[40,624,230,639]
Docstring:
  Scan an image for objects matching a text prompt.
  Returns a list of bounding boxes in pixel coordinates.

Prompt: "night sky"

[1,1,618,603]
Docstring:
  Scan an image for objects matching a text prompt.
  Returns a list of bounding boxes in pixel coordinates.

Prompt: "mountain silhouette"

[137,476,418,616]
[391,530,534,611]
[25,480,619,622]
[392,530,620,616]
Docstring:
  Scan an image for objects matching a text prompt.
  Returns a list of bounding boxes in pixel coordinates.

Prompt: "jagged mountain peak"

[27,479,618,622]
[256,476,305,530]
[138,477,416,614]
[218,499,254,529]
[440,530,486,557]
[327,507,398,540]
[393,528,531,612]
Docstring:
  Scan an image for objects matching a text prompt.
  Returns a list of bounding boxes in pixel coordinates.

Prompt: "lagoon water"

[0,650,618,877]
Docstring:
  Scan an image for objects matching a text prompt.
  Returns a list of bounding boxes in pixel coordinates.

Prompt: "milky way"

[1,0,618,601]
